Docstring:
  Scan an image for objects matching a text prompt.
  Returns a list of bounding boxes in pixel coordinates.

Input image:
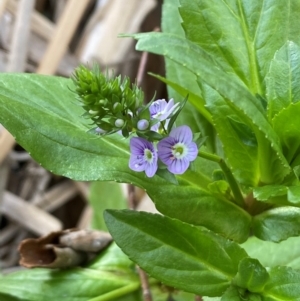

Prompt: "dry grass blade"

[1,191,62,235]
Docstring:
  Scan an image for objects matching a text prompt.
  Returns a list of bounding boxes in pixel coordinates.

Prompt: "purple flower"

[149,99,179,131]
[129,137,158,177]
[157,125,198,174]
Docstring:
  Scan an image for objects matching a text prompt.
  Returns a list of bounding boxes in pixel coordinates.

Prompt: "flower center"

[144,148,153,163]
[172,143,187,159]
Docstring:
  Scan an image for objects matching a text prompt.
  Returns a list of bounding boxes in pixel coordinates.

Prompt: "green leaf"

[153,180,252,243]
[253,185,300,206]
[252,207,300,242]
[0,74,135,182]
[202,84,259,186]
[287,186,300,203]
[207,180,232,201]
[262,266,300,301]
[273,102,300,163]
[88,242,133,271]
[221,286,244,301]
[179,0,300,95]
[161,0,217,154]
[104,210,248,297]
[233,258,269,293]
[149,73,212,125]
[155,168,178,185]
[221,286,262,301]
[0,243,141,301]
[253,185,288,202]
[227,116,257,148]
[242,236,300,269]
[0,73,242,240]
[133,32,291,184]
[88,182,127,231]
[266,41,300,119]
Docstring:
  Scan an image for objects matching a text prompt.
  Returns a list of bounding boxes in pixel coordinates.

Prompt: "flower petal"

[157,137,176,165]
[149,99,167,116]
[130,137,153,155]
[186,141,198,161]
[149,99,179,122]
[168,158,189,174]
[129,137,158,177]
[129,156,146,172]
[169,125,193,144]
[145,161,158,177]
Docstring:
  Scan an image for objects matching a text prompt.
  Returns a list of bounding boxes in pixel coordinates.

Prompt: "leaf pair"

[105,210,300,300]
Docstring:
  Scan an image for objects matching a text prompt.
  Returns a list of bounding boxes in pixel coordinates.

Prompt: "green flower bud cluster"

[72,65,144,137]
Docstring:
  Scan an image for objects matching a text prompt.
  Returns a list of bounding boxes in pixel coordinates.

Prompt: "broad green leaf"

[227,116,257,148]
[161,0,217,154]
[133,32,291,184]
[161,0,202,104]
[153,182,251,243]
[242,236,300,269]
[221,286,244,301]
[252,207,300,242]
[253,185,288,202]
[202,84,259,186]
[287,186,300,203]
[0,73,249,241]
[266,41,300,120]
[179,0,300,95]
[0,243,141,301]
[88,242,133,271]
[208,180,232,201]
[233,258,269,293]
[221,286,262,301]
[104,210,248,297]
[253,185,300,206]
[88,182,127,231]
[0,74,134,183]
[179,0,256,92]
[262,266,300,301]
[273,102,300,163]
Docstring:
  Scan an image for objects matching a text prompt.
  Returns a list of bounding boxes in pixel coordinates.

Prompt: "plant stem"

[138,266,153,301]
[127,184,137,209]
[87,283,140,301]
[198,151,245,207]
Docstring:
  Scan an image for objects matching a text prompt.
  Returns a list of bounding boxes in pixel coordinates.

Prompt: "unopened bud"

[115,119,124,128]
[137,119,149,131]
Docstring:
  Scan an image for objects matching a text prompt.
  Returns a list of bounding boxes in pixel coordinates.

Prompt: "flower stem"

[87,283,140,301]
[198,151,245,207]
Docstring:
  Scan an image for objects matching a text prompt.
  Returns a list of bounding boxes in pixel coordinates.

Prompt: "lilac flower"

[129,137,158,177]
[157,125,198,174]
[149,99,179,131]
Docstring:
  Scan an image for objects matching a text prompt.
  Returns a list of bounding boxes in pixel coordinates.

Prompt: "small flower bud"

[95,127,106,134]
[115,119,125,128]
[137,119,149,131]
